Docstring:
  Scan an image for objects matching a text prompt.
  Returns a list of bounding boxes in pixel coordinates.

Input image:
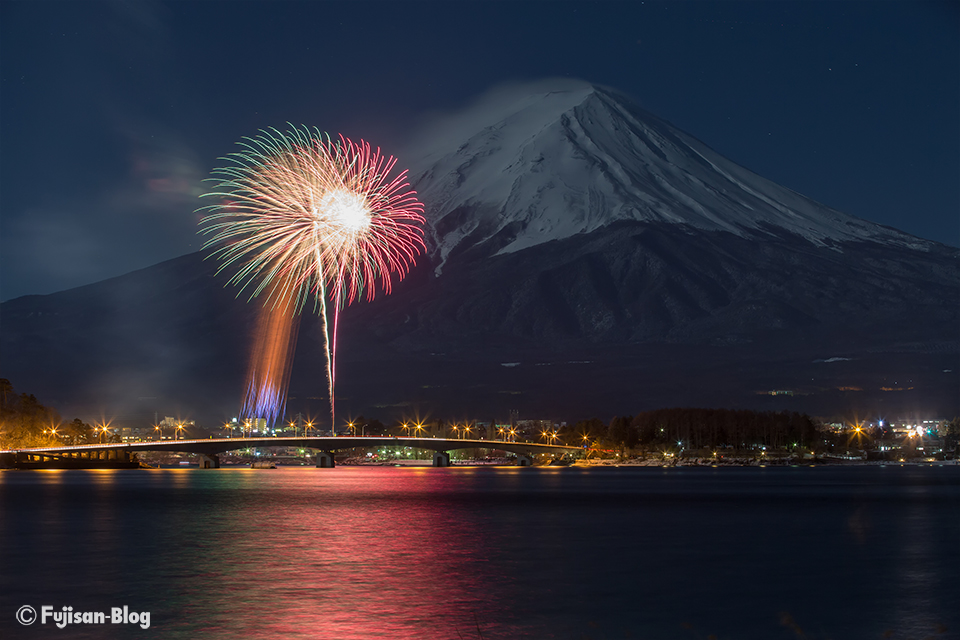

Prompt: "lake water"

[1,465,957,639]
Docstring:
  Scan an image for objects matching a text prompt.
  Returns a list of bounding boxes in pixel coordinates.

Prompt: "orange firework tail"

[241,296,301,427]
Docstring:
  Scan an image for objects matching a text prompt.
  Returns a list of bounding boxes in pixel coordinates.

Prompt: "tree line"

[0,379,95,449]
[569,408,820,454]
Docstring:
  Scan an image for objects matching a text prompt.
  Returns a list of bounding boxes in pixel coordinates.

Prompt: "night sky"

[1,0,957,302]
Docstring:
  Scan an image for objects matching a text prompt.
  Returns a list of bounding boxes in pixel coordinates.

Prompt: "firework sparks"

[199,126,425,426]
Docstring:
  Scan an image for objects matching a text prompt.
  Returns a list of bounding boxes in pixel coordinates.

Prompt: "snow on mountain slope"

[405,79,930,273]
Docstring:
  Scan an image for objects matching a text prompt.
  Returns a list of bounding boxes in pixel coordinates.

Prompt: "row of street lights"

[497,426,519,442]
[54,417,578,446]
[46,421,114,443]
[401,422,427,437]
[50,420,192,443]
[540,429,560,444]
[152,422,186,441]
[41,419,578,448]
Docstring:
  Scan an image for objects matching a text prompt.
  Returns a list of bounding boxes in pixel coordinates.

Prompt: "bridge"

[0,436,582,469]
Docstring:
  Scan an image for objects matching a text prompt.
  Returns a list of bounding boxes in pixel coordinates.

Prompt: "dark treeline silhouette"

[571,408,819,453]
[0,378,94,448]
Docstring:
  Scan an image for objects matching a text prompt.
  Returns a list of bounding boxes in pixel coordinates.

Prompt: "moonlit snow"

[406,79,932,274]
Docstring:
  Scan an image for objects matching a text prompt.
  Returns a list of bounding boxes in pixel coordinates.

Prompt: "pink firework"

[199,126,426,426]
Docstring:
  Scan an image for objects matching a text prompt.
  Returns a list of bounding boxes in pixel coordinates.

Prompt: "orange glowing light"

[242,290,302,426]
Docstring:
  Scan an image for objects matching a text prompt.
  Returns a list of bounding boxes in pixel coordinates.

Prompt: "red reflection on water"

[175,468,502,639]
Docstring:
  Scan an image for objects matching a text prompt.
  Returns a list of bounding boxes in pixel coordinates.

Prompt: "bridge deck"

[1,436,581,458]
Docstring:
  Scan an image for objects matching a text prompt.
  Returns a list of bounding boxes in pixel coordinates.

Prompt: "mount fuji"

[1,80,957,424]
[408,79,931,270]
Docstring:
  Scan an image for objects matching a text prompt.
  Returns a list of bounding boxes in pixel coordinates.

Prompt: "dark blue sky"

[1,0,957,301]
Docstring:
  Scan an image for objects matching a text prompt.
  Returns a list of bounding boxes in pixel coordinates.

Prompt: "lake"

[1,465,957,639]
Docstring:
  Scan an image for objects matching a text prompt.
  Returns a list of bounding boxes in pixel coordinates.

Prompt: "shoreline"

[574,457,958,468]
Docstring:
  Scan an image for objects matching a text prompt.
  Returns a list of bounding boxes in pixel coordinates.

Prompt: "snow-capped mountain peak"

[405,79,929,272]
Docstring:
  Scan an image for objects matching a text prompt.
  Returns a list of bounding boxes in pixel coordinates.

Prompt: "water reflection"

[1,465,957,639]
[145,468,500,639]
[883,479,951,638]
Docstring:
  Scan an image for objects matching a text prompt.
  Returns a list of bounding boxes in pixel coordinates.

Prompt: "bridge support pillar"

[432,451,451,467]
[516,454,533,466]
[198,454,220,469]
[315,451,335,468]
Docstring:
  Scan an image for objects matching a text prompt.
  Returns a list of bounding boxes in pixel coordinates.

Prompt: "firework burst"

[199,125,426,426]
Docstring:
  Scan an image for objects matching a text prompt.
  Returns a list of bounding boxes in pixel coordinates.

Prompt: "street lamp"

[176,423,185,441]
[463,424,473,439]
[414,422,425,437]
[452,424,460,439]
